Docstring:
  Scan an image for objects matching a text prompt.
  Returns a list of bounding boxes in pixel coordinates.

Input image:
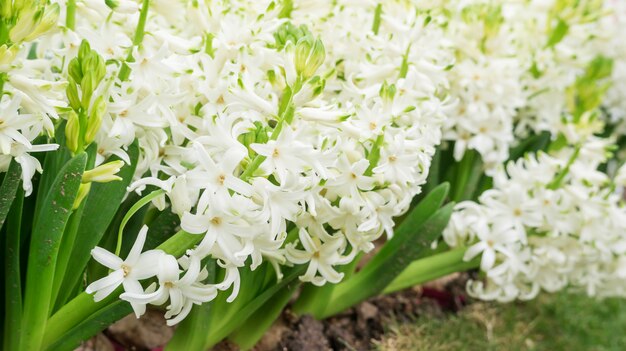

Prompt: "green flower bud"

[82,160,124,183]
[84,96,105,144]
[80,72,95,109]
[65,110,80,154]
[66,77,81,111]
[1,0,12,20]
[0,45,18,66]
[68,57,82,83]
[295,37,325,80]
[78,40,91,62]
[379,82,396,102]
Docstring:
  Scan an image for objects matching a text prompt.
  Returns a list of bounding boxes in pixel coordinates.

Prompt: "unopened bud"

[73,182,91,210]
[84,96,105,144]
[80,72,95,109]
[24,3,60,41]
[78,40,91,62]
[82,160,124,183]
[68,58,82,83]
[0,45,19,66]
[9,7,38,43]
[295,37,325,80]
[66,77,81,111]
[379,82,396,101]
[105,0,139,13]
[65,110,80,154]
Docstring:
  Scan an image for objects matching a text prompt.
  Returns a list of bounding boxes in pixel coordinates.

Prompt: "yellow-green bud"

[82,160,124,183]
[9,7,38,43]
[0,45,18,66]
[78,40,91,61]
[66,77,81,111]
[80,72,95,109]
[73,182,91,210]
[24,3,60,41]
[65,110,80,154]
[1,0,12,21]
[294,37,325,80]
[85,96,105,144]
[68,58,82,83]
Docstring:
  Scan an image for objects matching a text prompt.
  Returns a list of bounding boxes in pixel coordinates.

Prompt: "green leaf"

[319,184,453,318]
[44,300,132,351]
[3,185,24,351]
[204,265,306,349]
[20,152,87,351]
[143,208,180,250]
[55,141,139,307]
[383,246,479,294]
[229,278,301,350]
[0,160,22,230]
[546,18,568,48]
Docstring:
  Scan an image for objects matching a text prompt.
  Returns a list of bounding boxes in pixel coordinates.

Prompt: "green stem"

[372,4,382,34]
[383,247,478,294]
[240,82,299,181]
[547,145,580,190]
[66,0,76,30]
[115,189,164,256]
[452,150,476,202]
[118,0,150,81]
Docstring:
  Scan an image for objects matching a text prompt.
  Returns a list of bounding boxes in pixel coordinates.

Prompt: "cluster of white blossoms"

[55,0,453,324]
[3,0,626,325]
[443,139,626,301]
[440,0,625,169]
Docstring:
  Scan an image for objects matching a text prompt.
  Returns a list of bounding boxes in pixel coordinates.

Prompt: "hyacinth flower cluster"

[1,0,626,350]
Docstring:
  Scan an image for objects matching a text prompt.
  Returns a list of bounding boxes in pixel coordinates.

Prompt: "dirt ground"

[76,273,467,351]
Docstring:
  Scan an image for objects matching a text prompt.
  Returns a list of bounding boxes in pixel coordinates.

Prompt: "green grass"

[375,292,626,351]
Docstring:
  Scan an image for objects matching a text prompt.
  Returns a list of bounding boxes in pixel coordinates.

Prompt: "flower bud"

[82,160,125,183]
[65,110,80,154]
[295,37,325,80]
[0,45,18,66]
[24,3,60,41]
[73,182,91,210]
[84,96,105,144]
[78,40,91,62]
[68,57,83,83]
[80,72,95,109]
[66,77,81,111]
[105,0,139,13]
[9,7,38,43]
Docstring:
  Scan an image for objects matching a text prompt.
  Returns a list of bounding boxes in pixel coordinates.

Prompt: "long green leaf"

[55,141,139,307]
[0,160,22,229]
[383,246,479,294]
[20,152,87,351]
[204,265,305,349]
[44,300,132,351]
[3,185,23,351]
[320,186,453,318]
[51,145,97,313]
[229,278,301,350]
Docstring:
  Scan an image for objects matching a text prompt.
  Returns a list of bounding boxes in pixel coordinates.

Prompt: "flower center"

[121,264,131,277]
[164,281,174,288]
[211,217,222,225]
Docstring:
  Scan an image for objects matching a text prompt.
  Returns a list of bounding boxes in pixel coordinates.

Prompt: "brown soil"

[76,273,468,351]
